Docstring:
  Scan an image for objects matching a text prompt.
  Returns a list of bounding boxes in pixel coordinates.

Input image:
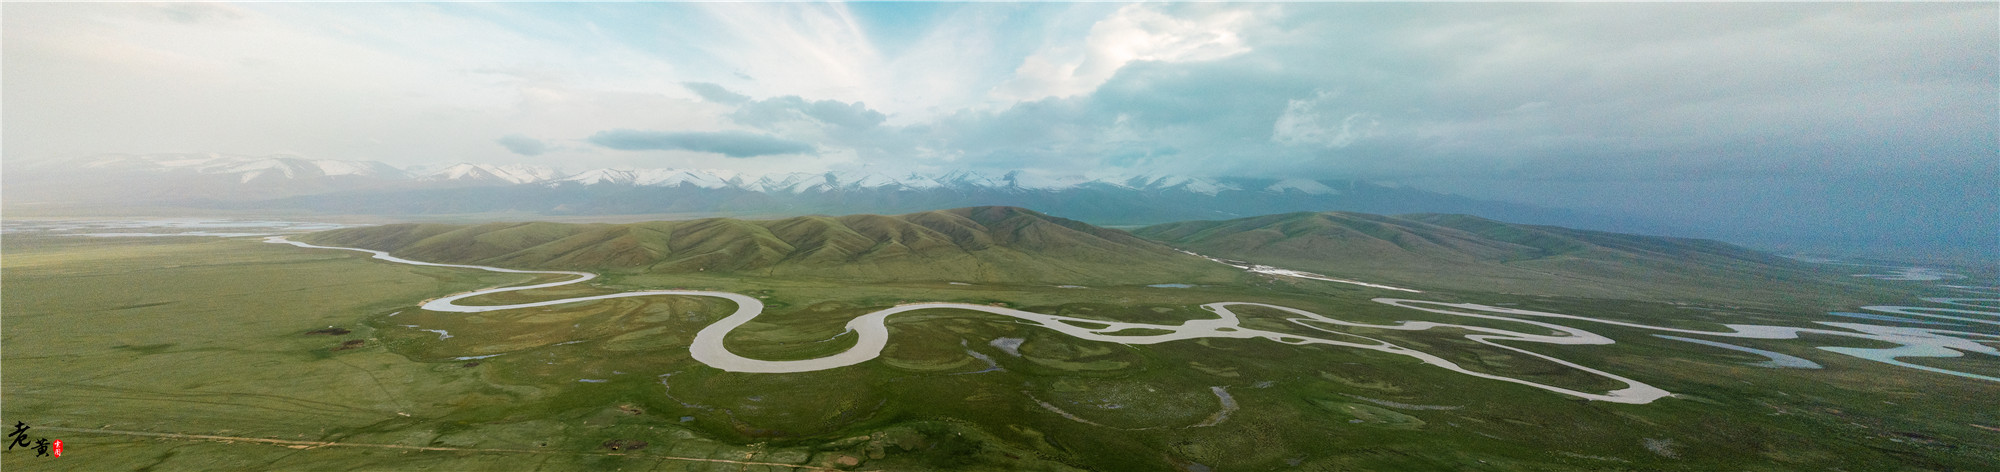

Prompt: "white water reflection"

[1375,299,1998,382]
[1176,250,1422,293]
[1652,335,1822,369]
[1824,312,1963,327]
[1856,305,2000,327]
[268,236,1999,405]
[1854,268,1964,281]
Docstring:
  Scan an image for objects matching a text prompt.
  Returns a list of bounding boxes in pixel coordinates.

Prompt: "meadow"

[3,234,1995,471]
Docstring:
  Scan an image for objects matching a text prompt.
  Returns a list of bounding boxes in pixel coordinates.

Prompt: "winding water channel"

[267,236,2000,405]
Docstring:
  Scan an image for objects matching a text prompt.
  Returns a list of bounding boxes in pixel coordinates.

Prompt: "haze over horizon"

[4,2,1994,259]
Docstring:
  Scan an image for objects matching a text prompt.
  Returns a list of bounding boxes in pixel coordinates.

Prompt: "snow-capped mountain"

[538,167,1246,196]
[550,168,737,188]
[741,172,827,193]
[935,170,1006,189]
[18,153,1583,228]
[1122,175,1240,196]
[421,163,561,184]
[897,172,944,190]
[1265,178,1339,195]
[832,171,905,190]
[79,153,410,183]
[28,153,1378,202]
[9,153,419,203]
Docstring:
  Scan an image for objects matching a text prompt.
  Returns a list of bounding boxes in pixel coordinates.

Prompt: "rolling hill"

[296,206,1242,285]
[1134,212,1895,304]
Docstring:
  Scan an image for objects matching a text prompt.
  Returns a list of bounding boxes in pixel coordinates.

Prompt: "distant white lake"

[3,219,356,237]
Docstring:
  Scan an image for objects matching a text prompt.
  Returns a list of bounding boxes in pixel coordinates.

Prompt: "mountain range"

[1134,212,1896,304]
[7,153,417,202]
[8,153,1648,231]
[295,206,1240,285]
[297,206,1883,305]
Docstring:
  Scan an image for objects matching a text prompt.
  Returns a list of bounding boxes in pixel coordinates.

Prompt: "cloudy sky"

[5,2,1994,255]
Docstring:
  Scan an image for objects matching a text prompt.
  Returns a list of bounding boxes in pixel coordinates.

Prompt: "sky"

[4,2,1995,257]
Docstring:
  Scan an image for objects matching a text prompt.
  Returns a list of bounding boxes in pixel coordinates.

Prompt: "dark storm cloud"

[586,129,814,158]
[495,133,549,156]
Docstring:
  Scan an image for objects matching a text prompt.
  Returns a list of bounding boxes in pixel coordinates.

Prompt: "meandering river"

[266,236,1999,405]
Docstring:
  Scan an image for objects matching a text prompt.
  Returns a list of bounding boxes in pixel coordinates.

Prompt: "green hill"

[296,206,1240,285]
[1134,212,1896,304]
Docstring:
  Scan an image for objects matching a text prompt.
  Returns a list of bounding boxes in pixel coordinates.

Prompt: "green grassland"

[1133,212,1916,307]
[295,207,1243,287]
[5,232,1997,471]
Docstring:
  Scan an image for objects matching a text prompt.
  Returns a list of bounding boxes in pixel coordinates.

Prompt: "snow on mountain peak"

[554,168,634,185]
[744,172,824,193]
[60,154,1350,199]
[935,170,1003,188]
[833,171,903,189]
[630,168,733,188]
[424,163,561,184]
[312,160,380,177]
[1265,178,1338,195]
[1123,174,1239,195]
[74,153,410,183]
[1003,171,1091,190]
[551,168,739,188]
[898,173,944,190]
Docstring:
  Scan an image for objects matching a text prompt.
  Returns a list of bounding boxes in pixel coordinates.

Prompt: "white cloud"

[1271,91,1378,148]
[686,3,885,107]
[993,4,1256,101]
[5,2,1989,187]
[2,3,736,170]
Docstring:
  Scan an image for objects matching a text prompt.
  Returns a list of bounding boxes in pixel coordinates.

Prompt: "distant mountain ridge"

[295,206,1241,285]
[532,168,1290,196]
[1135,212,1892,304]
[23,152,1308,195]
[10,153,1640,231]
[76,153,413,182]
[260,173,1597,227]
[7,153,415,202]
[419,163,563,184]
[294,206,1889,304]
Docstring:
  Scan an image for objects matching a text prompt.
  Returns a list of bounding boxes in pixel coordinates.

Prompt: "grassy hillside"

[12,232,1991,471]
[1134,212,1903,305]
[297,206,1240,285]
